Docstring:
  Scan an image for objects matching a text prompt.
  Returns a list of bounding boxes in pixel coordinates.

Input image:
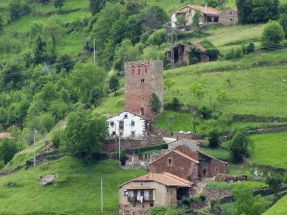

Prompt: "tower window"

[167,158,172,166]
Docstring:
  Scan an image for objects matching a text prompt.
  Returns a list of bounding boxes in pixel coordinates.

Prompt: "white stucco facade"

[107,111,149,138]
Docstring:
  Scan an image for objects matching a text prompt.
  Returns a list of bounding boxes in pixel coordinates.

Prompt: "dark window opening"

[124,114,128,119]
[119,120,124,130]
[150,203,154,207]
[230,19,233,21]
[131,131,135,137]
[203,169,206,176]
[140,108,144,116]
[131,121,135,126]
[120,131,123,136]
[111,131,116,136]
[167,158,172,166]
[110,121,114,127]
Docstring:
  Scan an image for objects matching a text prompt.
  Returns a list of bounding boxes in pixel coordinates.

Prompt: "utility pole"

[33,129,37,167]
[118,134,121,165]
[93,39,96,63]
[101,178,103,212]
[170,21,175,69]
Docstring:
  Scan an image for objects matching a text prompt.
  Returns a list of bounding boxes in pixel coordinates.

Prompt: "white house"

[107,111,150,138]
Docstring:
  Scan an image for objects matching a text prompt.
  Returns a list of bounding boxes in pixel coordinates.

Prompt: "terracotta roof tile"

[119,172,192,188]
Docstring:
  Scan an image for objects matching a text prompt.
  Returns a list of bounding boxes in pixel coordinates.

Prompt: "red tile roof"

[119,172,193,188]
[173,5,221,15]
[149,149,199,166]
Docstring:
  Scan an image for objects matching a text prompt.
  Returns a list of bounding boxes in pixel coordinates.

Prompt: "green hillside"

[0,0,287,214]
[0,156,147,214]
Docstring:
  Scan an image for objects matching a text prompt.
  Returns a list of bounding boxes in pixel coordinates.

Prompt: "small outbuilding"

[219,7,238,25]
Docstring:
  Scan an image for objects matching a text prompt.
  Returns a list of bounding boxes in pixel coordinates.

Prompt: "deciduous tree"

[228,128,254,163]
[262,20,284,48]
[54,0,64,12]
[232,183,266,215]
[64,108,107,163]
[147,28,167,49]
[109,75,119,96]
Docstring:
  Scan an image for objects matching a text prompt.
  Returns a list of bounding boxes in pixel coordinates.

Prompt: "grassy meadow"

[0,156,147,215]
[250,131,287,168]
[263,195,287,215]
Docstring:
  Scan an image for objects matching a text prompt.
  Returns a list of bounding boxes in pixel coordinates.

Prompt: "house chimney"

[205,4,207,13]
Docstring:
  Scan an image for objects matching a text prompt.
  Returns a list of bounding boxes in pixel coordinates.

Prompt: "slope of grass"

[250,131,287,168]
[0,156,147,215]
[263,194,287,215]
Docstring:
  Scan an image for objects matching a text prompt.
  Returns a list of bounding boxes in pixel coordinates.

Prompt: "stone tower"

[124,60,164,121]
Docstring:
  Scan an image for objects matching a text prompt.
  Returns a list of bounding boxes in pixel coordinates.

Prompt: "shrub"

[182,197,190,207]
[246,43,255,54]
[51,131,61,149]
[199,194,206,201]
[208,129,220,148]
[199,105,212,119]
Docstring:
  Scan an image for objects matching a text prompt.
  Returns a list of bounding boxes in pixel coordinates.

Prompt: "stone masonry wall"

[219,8,238,25]
[149,151,198,181]
[124,60,164,121]
[103,135,163,153]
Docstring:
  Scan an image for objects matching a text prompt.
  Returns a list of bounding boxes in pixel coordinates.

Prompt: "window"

[119,120,124,129]
[110,121,114,127]
[133,202,137,207]
[150,203,154,207]
[167,158,172,166]
[111,131,116,137]
[131,131,135,137]
[131,121,135,126]
[124,190,128,196]
[140,78,145,82]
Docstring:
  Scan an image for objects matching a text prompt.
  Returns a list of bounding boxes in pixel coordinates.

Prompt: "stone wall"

[124,60,164,121]
[203,188,232,200]
[103,135,163,153]
[219,8,238,25]
[149,151,198,181]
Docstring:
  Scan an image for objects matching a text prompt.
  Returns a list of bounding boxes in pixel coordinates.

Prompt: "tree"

[279,13,287,38]
[208,129,220,148]
[266,174,283,195]
[262,20,284,48]
[109,75,119,96]
[33,33,47,65]
[191,80,205,101]
[89,0,106,16]
[0,138,18,164]
[150,92,162,115]
[168,114,177,136]
[55,54,74,73]
[42,19,65,58]
[141,6,169,32]
[228,128,254,163]
[216,89,227,106]
[232,183,267,215]
[64,108,107,163]
[147,28,167,49]
[69,62,107,103]
[192,10,203,28]
[54,0,64,12]
[0,15,4,34]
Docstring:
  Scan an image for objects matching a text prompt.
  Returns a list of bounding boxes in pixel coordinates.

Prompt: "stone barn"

[149,138,228,181]
[219,8,238,25]
[124,60,164,121]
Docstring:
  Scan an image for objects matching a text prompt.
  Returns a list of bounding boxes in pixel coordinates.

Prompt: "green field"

[0,156,147,215]
[250,131,287,168]
[263,195,287,215]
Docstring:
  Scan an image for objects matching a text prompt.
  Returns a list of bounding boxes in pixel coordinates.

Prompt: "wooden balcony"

[127,195,154,202]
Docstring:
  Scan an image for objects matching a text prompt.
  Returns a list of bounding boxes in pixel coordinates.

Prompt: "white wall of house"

[107,111,147,138]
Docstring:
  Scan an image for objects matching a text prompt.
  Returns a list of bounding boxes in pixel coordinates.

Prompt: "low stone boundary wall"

[103,135,163,153]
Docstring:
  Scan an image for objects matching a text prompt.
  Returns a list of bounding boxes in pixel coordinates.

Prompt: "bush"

[199,105,212,119]
[182,197,190,206]
[246,43,255,54]
[208,129,220,148]
[51,131,61,149]
[199,194,206,201]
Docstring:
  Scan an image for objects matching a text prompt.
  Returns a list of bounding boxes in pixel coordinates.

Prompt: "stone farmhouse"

[171,5,221,27]
[124,60,164,121]
[149,138,228,182]
[107,111,150,138]
[171,5,238,28]
[118,172,192,215]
